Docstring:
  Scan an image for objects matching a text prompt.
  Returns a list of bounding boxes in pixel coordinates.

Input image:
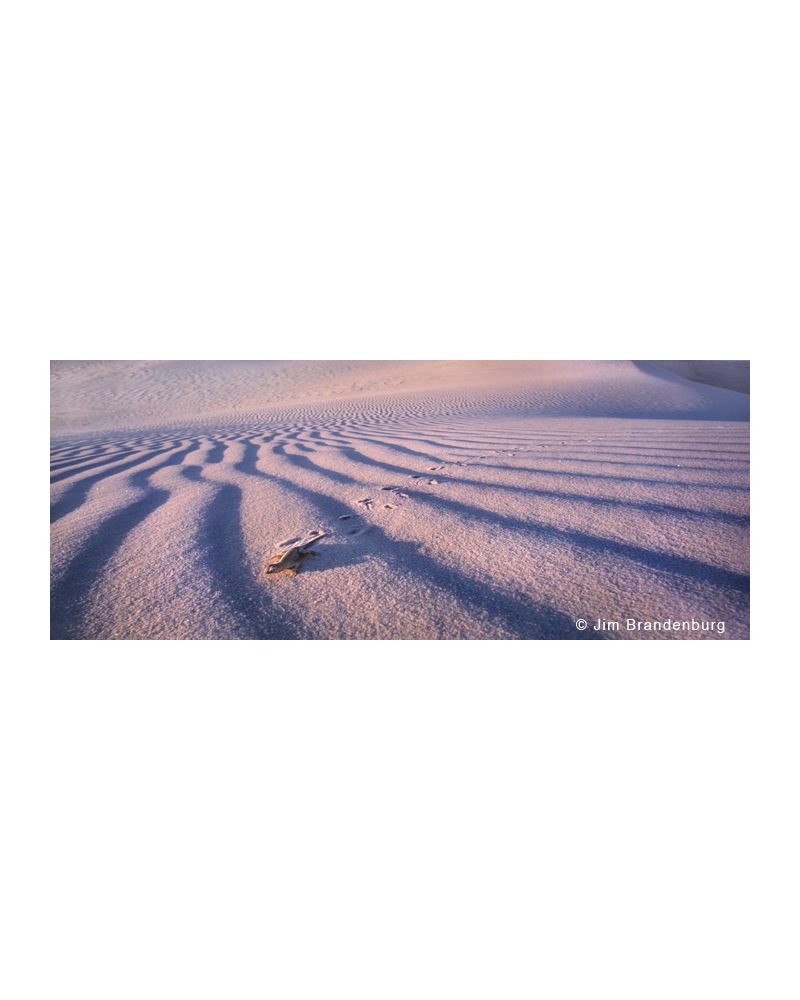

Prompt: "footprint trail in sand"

[51,361,749,639]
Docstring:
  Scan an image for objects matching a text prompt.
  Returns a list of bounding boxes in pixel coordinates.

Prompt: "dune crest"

[51,361,749,639]
[51,360,748,438]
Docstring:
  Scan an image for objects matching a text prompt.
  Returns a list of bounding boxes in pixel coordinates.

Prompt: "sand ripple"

[51,363,749,639]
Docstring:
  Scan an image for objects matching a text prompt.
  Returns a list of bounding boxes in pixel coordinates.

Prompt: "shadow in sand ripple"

[325,447,749,530]
[231,453,605,639]
[379,535,606,639]
[50,442,191,523]
[51,486,170,639]
[191,479,303,639]
[406,490,750,596]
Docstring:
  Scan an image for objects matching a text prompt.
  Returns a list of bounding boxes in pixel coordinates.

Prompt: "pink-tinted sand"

[51,361,749,639]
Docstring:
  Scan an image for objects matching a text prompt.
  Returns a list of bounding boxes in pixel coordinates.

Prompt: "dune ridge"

[51,360,748,439]
[51,361,749,640]
[652,360,750,394]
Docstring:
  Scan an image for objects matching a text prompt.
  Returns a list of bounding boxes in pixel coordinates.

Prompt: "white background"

[5,0,796,996]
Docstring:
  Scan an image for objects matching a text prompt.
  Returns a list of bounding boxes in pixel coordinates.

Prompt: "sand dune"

[51,361,749,640]
[652,360,750,395]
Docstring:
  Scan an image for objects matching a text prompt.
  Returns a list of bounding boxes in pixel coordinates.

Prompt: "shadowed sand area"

[51,361,749,639]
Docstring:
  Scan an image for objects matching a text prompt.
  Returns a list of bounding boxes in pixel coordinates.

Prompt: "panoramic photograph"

[50,360,750,640]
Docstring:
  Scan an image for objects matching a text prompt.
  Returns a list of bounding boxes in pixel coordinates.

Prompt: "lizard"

[262,531,327,578]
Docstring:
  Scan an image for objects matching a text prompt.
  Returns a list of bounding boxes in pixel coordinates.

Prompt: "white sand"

[652,360,750,395]
[51,361,749,639]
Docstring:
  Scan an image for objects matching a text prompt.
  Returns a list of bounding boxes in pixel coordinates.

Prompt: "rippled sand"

[50,361,749,640]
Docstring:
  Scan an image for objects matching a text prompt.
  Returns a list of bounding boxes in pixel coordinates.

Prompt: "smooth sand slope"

[51,361,749,640]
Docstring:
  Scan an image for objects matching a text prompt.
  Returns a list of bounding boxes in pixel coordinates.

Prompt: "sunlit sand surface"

[51,361,749,639]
